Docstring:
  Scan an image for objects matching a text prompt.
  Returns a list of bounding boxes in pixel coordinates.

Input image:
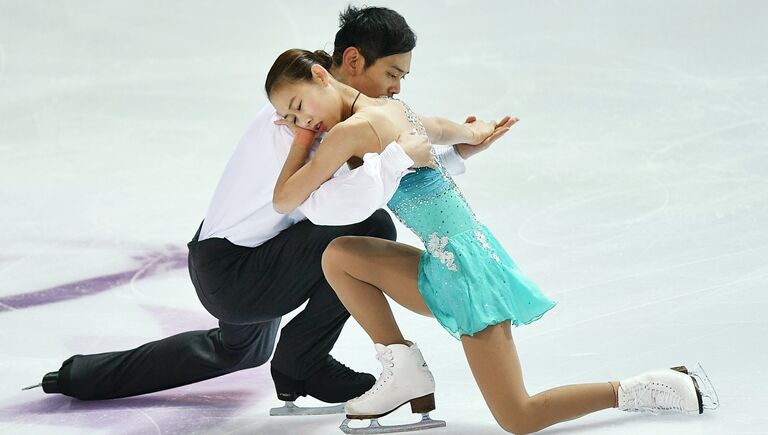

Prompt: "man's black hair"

[332,5,417,68]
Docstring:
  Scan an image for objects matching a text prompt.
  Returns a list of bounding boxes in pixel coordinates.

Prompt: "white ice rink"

[1,1,766,434]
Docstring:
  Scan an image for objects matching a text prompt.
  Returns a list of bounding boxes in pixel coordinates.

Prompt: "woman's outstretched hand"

[456,116,519,159]
[397,130,437,169]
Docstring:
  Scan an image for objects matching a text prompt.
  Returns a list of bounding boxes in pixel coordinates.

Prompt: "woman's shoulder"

[322,113,387,155]
[349,105,398,144]
[327,114,380,140]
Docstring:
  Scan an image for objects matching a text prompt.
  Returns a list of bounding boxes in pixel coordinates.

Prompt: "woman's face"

[270,70,340,133]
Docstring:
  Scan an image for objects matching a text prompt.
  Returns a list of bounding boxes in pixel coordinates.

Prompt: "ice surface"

[1,1,766,434]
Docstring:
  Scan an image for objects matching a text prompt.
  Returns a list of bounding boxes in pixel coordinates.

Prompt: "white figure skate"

[339,342,446,434]
[619,363,719,415]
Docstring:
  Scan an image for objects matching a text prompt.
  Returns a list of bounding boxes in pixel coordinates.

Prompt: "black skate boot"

[21,371,61,393]
[305,355,375,403]
[22,357,74,395]
[269,355,375,416]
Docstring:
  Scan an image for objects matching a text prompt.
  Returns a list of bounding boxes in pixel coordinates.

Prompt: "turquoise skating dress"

[385,99,557,339]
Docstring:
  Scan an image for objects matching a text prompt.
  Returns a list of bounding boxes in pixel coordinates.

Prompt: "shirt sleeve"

[297,141,414,225]
[434,145,466,176]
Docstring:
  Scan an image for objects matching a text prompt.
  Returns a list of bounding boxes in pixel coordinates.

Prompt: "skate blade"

[21,383,42,391]
[688,363,720,411]
[670,365,689,375]
[269,401,344,416]
[340,413,446,434]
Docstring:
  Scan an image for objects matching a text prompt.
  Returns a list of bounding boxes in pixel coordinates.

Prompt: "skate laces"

[624,382,685,414]
[376,349,395,368]
[323,357,356,380]
[356,349,394,399]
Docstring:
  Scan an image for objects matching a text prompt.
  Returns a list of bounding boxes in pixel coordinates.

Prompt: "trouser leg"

[265,210,397,379]
[56,320,279,400]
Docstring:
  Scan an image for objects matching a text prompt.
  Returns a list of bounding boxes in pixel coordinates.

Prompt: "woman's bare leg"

[321,235,431,345]
[462,321,619,434]
[324,236,619,433]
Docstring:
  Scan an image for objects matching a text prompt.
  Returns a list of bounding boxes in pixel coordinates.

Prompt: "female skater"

[265,49,717,434]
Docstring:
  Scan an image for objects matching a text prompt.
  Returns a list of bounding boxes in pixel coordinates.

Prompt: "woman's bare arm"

[273,119,381,214]
[419,115,497,145]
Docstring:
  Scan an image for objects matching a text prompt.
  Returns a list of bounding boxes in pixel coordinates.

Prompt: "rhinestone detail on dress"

[426,232,458,272]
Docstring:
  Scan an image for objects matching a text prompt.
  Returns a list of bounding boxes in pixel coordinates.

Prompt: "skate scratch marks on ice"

[135,408,162,435]
[0,251,187,312]
[516,176,671,248]
[551,243,768,297]
[525,270,768,341]
[645,119,768,167]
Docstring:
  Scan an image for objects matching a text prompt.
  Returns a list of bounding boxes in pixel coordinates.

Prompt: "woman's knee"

[490,398,539,434]
[321,236,355,277]
[496,414,535,434]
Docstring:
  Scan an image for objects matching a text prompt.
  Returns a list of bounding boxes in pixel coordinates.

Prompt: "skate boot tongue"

[374,342,417,363]
[375,343,409,354]
[374,343,390,355]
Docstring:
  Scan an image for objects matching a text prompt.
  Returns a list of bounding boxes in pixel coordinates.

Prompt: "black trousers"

[56,210,396,400]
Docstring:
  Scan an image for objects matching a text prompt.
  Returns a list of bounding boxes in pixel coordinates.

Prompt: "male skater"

[29,6,495,411]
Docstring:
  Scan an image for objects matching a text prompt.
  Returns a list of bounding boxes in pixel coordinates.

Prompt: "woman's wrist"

[292,128,318,148]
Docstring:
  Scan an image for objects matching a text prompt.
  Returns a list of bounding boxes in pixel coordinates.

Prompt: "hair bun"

[312,50,333,69]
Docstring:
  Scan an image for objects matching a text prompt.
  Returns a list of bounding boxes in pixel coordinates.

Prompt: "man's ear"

[342,47,366,76]
[311,64,331,86]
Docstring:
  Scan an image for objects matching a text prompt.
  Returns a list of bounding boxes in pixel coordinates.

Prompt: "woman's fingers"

[481,127,510,145]
[488,127,510,141]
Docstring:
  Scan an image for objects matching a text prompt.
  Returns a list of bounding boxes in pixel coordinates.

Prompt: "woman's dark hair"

[332,6,416,69]
[265,49,333,96]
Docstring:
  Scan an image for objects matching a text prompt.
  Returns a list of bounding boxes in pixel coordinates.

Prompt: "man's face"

[350,51,412,98]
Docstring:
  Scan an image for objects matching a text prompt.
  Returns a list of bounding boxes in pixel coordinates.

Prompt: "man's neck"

[329,66,351,86]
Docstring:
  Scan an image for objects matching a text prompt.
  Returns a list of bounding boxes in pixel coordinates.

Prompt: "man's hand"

[465,118,497,145]
[455,116,519,159]
[397,130,437,169]
[275,118,317,149]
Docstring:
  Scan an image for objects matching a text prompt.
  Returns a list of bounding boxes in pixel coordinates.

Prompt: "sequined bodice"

[383,98,479,244]
[377,100,556,340]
